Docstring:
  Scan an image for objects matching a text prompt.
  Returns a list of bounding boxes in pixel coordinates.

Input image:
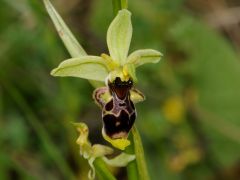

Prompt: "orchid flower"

[43,0,162,150]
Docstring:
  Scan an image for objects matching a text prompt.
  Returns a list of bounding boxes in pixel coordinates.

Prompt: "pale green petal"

[123,63,137,82]
[107,9,132,65]
[43,0,87,57]
[51,56,109,81]
[102,153,135,167]
[130,88,145,103]
[127,49,163,67]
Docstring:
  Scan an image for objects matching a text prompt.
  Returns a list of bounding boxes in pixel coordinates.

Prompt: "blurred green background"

[1,0,240,179]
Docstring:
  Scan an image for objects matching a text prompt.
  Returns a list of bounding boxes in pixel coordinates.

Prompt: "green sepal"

[107,9,132,65]
[51,56,110,82]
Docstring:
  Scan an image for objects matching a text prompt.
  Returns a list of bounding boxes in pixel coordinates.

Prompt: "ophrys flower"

[43,0,163,150]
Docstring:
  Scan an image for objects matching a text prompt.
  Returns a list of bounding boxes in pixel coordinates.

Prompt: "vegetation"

[0,0,240,179]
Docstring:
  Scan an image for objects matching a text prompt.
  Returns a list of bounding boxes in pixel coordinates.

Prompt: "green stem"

[125,132,139,180]
[121,0,128,9]
[94,158,117,180]
[111,0,128,15]
[132,125,150,180]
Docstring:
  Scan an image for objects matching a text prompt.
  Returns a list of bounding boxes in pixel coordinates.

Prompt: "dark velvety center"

[103,110,136,138]
[113,87,129,100]
[105,100,113,111]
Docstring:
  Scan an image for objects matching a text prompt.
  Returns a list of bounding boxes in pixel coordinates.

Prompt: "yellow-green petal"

[51,56,109,82]
[107,9,132,65]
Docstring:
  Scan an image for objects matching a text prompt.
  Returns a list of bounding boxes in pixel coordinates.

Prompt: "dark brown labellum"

[103,78,135,139]
[93,77,136,139]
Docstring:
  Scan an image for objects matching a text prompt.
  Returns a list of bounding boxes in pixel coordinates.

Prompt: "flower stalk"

[125,133,139,180]
[94,158,116,180]
[132,126,150,180]
[112,0,128,15]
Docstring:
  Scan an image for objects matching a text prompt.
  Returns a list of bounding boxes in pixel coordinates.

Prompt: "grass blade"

[43,0,87,57]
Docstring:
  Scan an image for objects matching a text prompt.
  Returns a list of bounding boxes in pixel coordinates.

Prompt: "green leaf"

[127,49,163,67]
[51,56,109,81]
[43,0,87,57]
[107,9,132,65]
